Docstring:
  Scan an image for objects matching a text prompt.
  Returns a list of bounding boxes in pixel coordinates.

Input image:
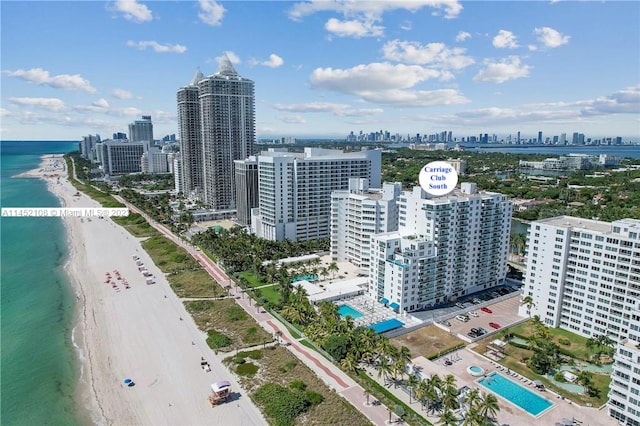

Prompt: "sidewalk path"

[113,196,402,426]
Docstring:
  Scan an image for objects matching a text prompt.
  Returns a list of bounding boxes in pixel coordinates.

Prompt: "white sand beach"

[32,155,265,425]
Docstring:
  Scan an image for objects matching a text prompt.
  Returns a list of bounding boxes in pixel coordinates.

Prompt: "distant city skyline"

[1,1,639,140]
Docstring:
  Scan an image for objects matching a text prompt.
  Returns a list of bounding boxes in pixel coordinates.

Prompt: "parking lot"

[446,295,523,340]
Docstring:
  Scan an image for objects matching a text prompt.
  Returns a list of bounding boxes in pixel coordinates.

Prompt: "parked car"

[455,314,470,322]
[467,332,478,338]
[472,298,481,304]
[468,311,479,318]
[477,327,487,335]
[489,322,501,329]
[480,307,493,314]
[440,320,451,327]
[455,302,466,309]
[470,327,480,334]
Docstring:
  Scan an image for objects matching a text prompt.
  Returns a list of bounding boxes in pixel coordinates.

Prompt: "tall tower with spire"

[177,68,204,196]
[198,55,255,211]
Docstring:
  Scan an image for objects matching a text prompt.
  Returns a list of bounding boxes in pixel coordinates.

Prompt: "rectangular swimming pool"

[368,318,404,333]
[477,372,553,416]
[337,304,363,319]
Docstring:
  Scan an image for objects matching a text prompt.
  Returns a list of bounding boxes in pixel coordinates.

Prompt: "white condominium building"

[368,183,512,312]
[608,304,640,426]
[519,217,640,341]
[369,233,438,312]
[330,178,402,270]
[251,148,381,242]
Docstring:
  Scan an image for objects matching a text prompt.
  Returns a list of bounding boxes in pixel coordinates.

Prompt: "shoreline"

[33,154,265,425]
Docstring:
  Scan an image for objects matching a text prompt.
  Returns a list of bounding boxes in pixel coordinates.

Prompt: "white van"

[455,314,470,322]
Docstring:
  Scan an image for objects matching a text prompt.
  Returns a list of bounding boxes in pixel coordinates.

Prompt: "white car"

[455,314,470,322]
[468,311,479,318]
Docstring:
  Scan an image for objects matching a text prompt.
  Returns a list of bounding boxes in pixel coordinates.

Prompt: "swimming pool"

[337,304,363,319]
[477,372,553,416]
[368,318,404,333]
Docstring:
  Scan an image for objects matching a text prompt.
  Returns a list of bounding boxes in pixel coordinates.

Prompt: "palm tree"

[462,388,481,415]
[438,409,458,426]
[577,370,595,395]
[328,262,339,280]
[521,295,535,318]
[340,353,358,372]
[414,380,428,411]
[407,373,420,403]
[376,356,392,385]
[478,392,500,420]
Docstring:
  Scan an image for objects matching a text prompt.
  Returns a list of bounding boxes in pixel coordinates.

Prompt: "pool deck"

[410,347,615,426]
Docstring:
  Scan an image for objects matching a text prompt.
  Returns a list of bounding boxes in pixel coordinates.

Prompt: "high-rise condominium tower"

[199,56,255,210]
[177,69,205,198]
[177,56,255,209]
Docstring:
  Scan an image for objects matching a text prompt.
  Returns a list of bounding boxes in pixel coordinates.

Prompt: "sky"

[1,0,639,141]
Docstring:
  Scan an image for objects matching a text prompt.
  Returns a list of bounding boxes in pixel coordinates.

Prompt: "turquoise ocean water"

[1,141,84,426]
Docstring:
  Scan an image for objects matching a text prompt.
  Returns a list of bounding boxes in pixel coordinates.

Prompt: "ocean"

[0,141,83,426]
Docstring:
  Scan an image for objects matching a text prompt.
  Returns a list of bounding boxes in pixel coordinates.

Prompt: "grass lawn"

[226,345,371,426]
[508,320,592,361]
[167,269,226,298]
[141,235,199,273]
[238,271,267,288]
[391,324,464,359]
[185,299,273,351]
[112,213,158,237]
[256,284,281,305]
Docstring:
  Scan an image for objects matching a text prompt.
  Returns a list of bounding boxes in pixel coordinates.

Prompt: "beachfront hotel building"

[330,178,402,270]
[128,115,154,143]
[234,156,259,226]
[519,217,640,342]
[368,183,512,312]
[99,140,146,175]
[251,148,381,242]
[177,69,205,199]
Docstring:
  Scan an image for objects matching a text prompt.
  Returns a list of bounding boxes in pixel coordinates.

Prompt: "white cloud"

[257,54,284,68]
[198,0,225,26]
[400,20,412,31]
[4,68,96,93]
[492,30,519,49]
[113,0,153,23]
[10,97,66,111]
[288,0,463,21]
[382,40,474,70]
[92,98,110,108]
[278,115,307,124]
[112,88,133,99]
[455,31,471,42]
[273,102,383,116]
[126,40,187,54]
[534,26,570,48]
[473,56,531,83]
[580,85,640,115]
[528,44,538,51]
[311,62,445,93]
[310,62,468,107]
[356,88,468,106]
[0,108,11,117]
[325,18,384,38]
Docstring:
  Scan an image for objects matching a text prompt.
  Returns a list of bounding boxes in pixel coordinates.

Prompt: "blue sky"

[1,0,639,141]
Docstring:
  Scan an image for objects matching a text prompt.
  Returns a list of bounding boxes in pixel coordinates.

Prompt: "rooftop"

[535,216,613,233]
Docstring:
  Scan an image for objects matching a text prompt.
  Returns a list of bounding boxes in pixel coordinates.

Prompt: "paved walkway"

[114,196,401,426]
